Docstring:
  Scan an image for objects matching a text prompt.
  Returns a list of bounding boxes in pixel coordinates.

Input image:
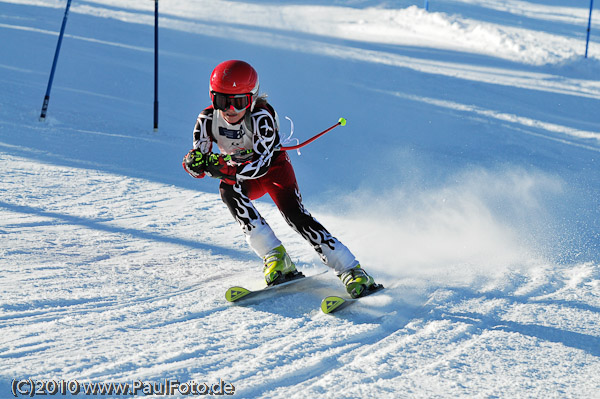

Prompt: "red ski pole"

[280,117,346,151]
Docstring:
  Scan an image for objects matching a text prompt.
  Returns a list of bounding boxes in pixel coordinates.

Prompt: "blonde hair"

[253,93,268,108]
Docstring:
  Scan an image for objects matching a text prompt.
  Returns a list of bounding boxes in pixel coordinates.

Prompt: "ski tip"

[225,286,251,302]
[338,117,347,126]
[321,295,346,314]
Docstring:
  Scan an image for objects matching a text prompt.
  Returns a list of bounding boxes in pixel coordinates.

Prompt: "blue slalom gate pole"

[424,0,429,11]
[153,0,159,131]
[585,0,594,58]
[40,0,72,121]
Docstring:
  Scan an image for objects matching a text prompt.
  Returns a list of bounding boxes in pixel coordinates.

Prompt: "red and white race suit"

[190,101,358,274]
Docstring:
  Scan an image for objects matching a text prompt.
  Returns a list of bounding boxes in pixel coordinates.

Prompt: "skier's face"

[221,108,246,124]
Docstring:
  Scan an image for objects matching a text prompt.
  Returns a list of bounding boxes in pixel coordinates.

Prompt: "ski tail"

[320,296,346,314]
[225,286,252,302]
[321,284,385,314]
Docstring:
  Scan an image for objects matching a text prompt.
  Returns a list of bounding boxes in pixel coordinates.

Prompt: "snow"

[0,0,599,397]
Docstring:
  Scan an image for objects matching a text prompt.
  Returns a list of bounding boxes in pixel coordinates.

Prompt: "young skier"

[182,60,379,298]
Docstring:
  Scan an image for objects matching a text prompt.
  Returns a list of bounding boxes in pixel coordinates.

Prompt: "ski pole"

[40,0,72,121]
[585,0,594,58]
[280,117,346,151]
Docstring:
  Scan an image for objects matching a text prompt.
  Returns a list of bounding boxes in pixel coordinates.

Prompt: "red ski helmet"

[209,60,259,96]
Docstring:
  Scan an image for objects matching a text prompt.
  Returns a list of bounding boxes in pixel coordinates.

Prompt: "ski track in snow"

[1,0,599,398]
[1,151,599,398]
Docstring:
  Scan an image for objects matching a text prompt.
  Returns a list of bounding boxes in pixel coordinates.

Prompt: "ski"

[320,284,385,314]
[225,270,327,303]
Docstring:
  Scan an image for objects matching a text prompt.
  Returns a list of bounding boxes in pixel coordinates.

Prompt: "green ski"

[225,270,327,303]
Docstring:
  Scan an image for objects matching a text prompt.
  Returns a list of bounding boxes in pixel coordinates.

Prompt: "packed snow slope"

[1,0,599,398]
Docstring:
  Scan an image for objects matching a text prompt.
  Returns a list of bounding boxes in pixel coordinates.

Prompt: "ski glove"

[182,149,207,178]
[182,150,237,185]
[203,153,237,185]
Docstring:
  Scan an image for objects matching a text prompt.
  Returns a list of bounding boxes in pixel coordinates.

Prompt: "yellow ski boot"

[263,245,301,286]
[338,265,381,298]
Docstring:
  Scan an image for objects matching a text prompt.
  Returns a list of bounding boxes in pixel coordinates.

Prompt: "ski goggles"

[211,92,253,113]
